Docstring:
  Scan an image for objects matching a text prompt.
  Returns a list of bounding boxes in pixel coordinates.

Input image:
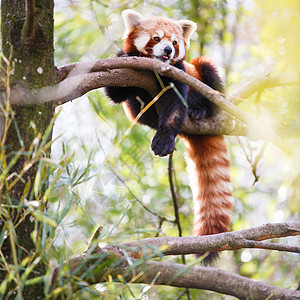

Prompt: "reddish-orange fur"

[181,57,233,243]
[111,11,233,263]
[189,56,217,79]
[123,20,187,64]
[183,61,199,78]
[181,135,233,238]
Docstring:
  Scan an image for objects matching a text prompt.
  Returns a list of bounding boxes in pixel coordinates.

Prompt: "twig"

[168,154,190,300]
[168,153,183,237]
[105,152,174,224]
[237,137,267,184]
[238,239,300,254]
[155,218,164,238]
[251,142,267,184]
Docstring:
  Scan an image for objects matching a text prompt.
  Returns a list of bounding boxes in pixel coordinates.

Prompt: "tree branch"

[57,258,300,300]
[231,71,300,104]
[1,58,299,150]
[51,222,300,299]
[114,222,300,257]
[168,153,183,237]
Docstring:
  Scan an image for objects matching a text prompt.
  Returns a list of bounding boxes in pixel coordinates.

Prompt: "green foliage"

[50,0,300,298]
[1,0,300,298]
[0,106,59,296]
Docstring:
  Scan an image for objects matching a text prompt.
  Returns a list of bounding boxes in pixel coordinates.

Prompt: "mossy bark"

[1,0,55,298]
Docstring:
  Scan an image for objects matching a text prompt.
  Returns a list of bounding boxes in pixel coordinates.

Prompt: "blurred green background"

[49,0,300,298]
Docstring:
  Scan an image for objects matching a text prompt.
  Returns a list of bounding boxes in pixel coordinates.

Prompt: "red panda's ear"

[122,10,143,39]
[177,20,197,48]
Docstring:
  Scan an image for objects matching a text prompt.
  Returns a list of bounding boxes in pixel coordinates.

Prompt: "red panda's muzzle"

[154,45,173,62]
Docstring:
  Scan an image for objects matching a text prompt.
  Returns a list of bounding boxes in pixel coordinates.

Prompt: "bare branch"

[168,153,183,237]
[1,58,242,137]
[131,261,300,300]
[116,222,300,257]
[1,58,299,149]
[3,68,157,106]
[51,223,300,299]
[168,153,188,269]
[235,239,300,254]
[231,71,300,104]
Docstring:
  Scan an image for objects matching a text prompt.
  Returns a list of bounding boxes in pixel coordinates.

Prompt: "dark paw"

[151,131,175,157]
[188,107,207,121]
[105,86,130,103]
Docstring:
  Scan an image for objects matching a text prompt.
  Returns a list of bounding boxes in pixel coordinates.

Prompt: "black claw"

[188,107,207,121]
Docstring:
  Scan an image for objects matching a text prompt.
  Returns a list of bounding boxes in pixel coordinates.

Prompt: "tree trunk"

[0,0,55,298]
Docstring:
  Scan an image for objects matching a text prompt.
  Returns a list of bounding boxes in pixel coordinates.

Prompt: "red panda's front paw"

[151,131,175,157]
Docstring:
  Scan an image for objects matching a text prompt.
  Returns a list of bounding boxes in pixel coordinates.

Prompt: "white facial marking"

[171,34,177,42]
[156,30,164,38]
[134,33,150,54]
[152,38,175,63]
[175,41,185,61]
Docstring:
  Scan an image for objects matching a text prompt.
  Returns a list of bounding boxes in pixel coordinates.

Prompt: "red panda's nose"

[164,46,172,55]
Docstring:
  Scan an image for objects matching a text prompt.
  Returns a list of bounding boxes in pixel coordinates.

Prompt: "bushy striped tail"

[182,134,233,265]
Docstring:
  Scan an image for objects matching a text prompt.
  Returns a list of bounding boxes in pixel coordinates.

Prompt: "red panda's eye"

[173,40,177,46]
[153,37,160,43]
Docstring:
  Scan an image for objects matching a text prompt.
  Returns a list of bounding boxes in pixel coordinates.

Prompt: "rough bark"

[118,222,300,257]
[0,0,55,298]
[51,222,300,299]
[2,57,299,144]
[0,3,299,299]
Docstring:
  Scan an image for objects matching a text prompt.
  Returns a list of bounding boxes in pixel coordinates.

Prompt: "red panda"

[105,10,233,264]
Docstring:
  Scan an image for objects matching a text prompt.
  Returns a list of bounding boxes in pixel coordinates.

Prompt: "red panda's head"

[122,10,196,65]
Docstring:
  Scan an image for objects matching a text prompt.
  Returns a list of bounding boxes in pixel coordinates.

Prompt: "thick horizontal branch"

[55,255,300,300]
[1,58,299,144]
[1,58,244,136]
[111,221,300,257]
[130,261,300,300]
[52,223,300,299]
[1,69,156,106]
[55,58,300,145]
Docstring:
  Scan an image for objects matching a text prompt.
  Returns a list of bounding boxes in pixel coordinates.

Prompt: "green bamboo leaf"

[0,280,8,296]
[0,149,22,183]
[32,211,57,228]
[22,180,31,200]
[39,110,60,149]
[34,159,43,198]
[24,276,44,286]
